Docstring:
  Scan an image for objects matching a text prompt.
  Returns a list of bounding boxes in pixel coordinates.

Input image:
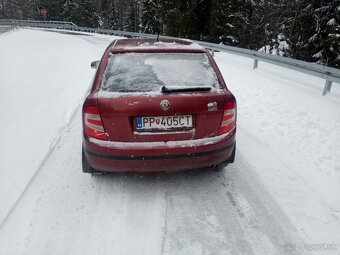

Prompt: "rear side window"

[101,53,220,92]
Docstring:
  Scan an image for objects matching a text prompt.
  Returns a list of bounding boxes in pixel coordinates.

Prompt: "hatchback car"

[82,38,236,174]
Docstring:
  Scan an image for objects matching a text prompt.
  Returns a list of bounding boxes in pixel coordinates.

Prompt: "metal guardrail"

[0,19,78,29]
[1,19,338,96]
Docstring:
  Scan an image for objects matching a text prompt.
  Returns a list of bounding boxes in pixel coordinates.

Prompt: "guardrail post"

[322,79,333,96]
[211,49,215,57]
[253,59,258,70]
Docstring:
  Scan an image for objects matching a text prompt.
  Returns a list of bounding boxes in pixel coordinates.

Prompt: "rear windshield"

[100,53,220,92]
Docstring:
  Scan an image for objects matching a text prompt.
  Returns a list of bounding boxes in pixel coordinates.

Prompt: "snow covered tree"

[61,0,82,23]
[309,0,340,67]
[100,0,110,27]
[2,0,25,19]
[248,0,293,55]
[1,0,340,69]
[39,0,64,21]
[285,1,315,60]
[141,0,162,34]
[99,0,119,29]
[160,0,213,39]
[0,0,4,18]
[127,0,141,32]
[78,0,100,27]
[322,12,340,67]
[160,0,186,37]
[208,0,252,45]
[113,0,130,30]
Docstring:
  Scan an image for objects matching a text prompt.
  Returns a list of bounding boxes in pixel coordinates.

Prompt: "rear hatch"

[97,91,232,142]
[97,51,231,142]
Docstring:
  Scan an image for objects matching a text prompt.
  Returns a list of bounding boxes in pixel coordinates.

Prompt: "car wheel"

[212,144,236,171]
[228,144,236,163]
[82,147,96,174]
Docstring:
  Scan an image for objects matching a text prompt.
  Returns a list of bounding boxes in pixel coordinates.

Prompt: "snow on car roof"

[112,38,205,51]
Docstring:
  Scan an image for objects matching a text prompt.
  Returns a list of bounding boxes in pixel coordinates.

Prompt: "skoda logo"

[160,100,170,110]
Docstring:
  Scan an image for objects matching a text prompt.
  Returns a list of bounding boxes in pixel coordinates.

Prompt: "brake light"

[219,100,236,135]
[83,105,108,140]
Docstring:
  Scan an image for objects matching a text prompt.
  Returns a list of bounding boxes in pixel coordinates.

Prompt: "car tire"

[212,144,236,171]
[227,144,236,163]
[82,147,96,174]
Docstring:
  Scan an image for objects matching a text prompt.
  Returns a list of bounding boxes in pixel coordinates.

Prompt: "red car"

[82,38,236,174]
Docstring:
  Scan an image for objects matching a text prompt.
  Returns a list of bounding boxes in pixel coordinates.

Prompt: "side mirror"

[91,60,100,69]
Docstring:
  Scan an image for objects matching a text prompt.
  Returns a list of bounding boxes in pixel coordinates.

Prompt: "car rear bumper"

[83,129,236,173]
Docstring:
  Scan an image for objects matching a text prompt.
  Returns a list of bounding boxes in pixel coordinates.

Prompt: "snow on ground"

[0,28,118,226]
[216,52,340,251]
[0,28,339,255]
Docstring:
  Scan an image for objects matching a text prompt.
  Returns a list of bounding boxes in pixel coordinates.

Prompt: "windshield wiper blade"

[161,86,211,93]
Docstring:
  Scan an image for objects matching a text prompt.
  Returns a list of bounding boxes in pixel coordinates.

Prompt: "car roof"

[111,38,206,53]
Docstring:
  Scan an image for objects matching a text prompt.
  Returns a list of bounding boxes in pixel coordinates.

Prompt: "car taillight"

[83,105,108,141]
[219,100,236,135]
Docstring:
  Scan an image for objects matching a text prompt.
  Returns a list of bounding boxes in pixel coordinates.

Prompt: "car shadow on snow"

[90,167,224,187]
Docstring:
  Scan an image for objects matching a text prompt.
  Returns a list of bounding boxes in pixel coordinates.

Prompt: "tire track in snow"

[0,110,110,255]
[160,171,256,255]
[0,102,82,231]
[224,152,304,255]
[160,156,304,255]
[83,174,167,255]
[0,113,303,255]
[0,107,306,254]
[236,125,340,254]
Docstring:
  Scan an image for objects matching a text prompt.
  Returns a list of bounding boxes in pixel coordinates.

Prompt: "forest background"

[1,0,339,68]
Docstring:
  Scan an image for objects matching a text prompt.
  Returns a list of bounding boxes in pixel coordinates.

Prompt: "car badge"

[160,100,170,110]
[207,102,218,111]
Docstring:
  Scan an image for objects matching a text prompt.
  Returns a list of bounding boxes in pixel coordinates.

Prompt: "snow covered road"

[0,28,339,255]
[0,110,300,255]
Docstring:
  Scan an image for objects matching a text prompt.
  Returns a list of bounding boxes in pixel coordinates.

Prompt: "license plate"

[136,115,193,131]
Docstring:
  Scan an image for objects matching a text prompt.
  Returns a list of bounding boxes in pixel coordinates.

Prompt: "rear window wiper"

[161,86,212,93]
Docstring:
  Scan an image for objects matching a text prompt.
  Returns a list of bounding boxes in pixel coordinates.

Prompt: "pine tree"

[21,0,38,20]
[127,0,141,32]
[191,0,212,40]
[249,0,291,55]
[115,0,130,30]
[108,0,120,29]
[61,0,81,23]
[322,10,340,67]
[310,0,340,67]
[0,0,5,18]
[98,0,119,29]
[161,0,185,37]
[3,0,22,19]
[39,0,64,21]
[100,0,111,28]
[287,1,314,60]
[208,0,252,45]
[161,0,208,38]
[2,0,39,20]
[142,0,162,34]
[79,0,100,27]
